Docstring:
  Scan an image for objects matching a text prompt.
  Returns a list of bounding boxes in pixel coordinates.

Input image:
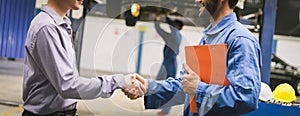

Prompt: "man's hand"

[122,73,148,100]
[132,73,148,94]
[182,64,201,96]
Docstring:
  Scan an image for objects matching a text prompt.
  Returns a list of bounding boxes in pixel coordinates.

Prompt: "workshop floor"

[0,59,184,116]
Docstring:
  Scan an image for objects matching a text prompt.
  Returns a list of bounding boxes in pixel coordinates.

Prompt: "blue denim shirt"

[145,13,262,116]
[154,18,182,80]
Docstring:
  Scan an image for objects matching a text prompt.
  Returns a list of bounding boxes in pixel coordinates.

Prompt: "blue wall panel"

[0,0,36,58]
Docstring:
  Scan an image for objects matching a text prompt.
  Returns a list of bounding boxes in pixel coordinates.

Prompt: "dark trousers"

[22,109,77,116]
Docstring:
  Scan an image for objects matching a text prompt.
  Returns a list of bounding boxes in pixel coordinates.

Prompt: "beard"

[198,0,219,18]
[206,0,219,16]
[197,0,219,27]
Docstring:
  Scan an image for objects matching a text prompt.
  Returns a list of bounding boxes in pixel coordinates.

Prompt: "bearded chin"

[208,9,216,16]
[207,0,218,16]
[199,6,217,21]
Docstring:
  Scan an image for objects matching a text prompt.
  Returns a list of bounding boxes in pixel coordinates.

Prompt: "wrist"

[144,79,149,94]
[124,74,132,86]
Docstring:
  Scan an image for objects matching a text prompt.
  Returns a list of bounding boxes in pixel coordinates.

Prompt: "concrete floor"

[0,59,184,116]
[1,58,300,116]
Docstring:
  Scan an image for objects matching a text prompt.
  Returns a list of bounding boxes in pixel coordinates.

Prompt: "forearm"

[58,74,127,99]
[154,21,169,39]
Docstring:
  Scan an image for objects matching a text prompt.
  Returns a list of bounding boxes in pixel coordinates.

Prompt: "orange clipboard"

[185,44,230,113]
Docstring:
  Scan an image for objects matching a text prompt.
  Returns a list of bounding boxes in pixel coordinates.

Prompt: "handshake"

[122,73,148,100]
[121,64,200,100]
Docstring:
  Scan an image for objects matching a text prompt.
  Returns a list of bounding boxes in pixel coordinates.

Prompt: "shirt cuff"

[145,79,163,96]
[98,74,126,89]
[196,81,208,104]
[114,74,127,89]
[124,74,132,86]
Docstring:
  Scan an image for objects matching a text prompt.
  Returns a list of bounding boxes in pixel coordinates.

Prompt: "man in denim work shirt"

[154,16,183,81]
[22,0,145,115]
[154,15,183,116]
[124,0,262,115]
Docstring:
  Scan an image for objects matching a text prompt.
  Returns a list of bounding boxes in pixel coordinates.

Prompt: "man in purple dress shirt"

[22,0,145,115]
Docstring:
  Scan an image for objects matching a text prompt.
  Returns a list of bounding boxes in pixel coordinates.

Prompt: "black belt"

[22,109,77,116]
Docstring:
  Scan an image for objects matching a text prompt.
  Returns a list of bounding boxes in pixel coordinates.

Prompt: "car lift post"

[136,26,147,73]
[259,0,278,84]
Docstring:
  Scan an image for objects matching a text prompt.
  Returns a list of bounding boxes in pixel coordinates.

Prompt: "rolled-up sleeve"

[34,25,125,99]
[195,36,261,115]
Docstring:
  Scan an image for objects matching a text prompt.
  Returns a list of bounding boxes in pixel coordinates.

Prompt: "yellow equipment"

[273,83,297,103]
[131,3,140,17]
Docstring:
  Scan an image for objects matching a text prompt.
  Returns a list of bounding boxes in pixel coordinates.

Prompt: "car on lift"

[105,0,209,27]
[270,53,300,95]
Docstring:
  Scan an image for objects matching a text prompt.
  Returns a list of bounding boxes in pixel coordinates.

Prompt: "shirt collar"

[41,5,72,26]
[203,13,237,35]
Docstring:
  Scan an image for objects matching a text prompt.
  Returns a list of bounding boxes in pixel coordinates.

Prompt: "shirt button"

[67,29,72,34]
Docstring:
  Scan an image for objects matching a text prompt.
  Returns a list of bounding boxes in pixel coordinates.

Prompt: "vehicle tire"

[106,0,122,18]
[294,79,300,95]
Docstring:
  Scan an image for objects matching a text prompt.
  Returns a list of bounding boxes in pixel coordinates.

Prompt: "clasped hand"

[182,64,201,96]
[122,64,200,100]
[122,73,148,100]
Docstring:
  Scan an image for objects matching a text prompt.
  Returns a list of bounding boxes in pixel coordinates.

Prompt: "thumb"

[133,73,148,94]
[133,73,145,84]
[183,64,193,74]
